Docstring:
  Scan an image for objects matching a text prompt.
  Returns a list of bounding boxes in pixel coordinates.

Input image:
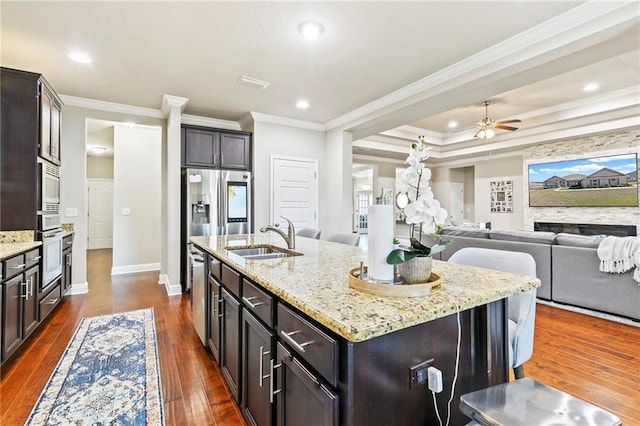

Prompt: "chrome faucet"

[260,216,296,250]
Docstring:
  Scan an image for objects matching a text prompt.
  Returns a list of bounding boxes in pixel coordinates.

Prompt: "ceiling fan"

[474,100,521,139]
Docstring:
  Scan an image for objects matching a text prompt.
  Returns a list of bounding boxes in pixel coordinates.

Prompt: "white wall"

[323,128,353,237]
[60,105,166,291]
[112,125,162,271]
[474,155,524,229]
[252,120,326,231]
[86,156,114,179]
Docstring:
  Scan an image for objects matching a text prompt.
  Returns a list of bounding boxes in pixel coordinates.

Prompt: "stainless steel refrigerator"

[182,169,252,293]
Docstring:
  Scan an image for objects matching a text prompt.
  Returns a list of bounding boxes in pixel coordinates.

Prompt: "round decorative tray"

[348,266,441,297]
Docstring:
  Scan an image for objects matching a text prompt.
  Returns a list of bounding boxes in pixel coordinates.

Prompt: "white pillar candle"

[368,204,395,281]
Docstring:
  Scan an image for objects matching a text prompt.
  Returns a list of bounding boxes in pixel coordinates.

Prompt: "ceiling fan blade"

[496,119,521,124]
[495,125,518,131]
[473,128,483,138]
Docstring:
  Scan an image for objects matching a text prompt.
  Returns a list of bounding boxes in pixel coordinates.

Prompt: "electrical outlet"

[409,358,433,389]
[428,366,443,393]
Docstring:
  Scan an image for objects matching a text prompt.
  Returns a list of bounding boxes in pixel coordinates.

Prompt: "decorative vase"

[397,256,433,284]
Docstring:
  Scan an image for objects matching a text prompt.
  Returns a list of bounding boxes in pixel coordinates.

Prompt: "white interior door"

[271,156,318,229]
[449,182,464,224]
[88,179,114,249]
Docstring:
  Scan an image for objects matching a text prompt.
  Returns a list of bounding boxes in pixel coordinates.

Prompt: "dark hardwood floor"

[0,248,246,425]
[1,249,638,425]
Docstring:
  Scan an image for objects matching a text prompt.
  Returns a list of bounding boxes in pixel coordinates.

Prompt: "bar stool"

[460,378,621,425]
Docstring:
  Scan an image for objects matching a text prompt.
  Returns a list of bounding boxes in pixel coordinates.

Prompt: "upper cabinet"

[39,83,62,165]
[182,125,251,171]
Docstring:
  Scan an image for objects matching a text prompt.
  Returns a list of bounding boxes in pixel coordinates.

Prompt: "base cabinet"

[275,342,338,426]
[2,275,23,360]
[22,266,39,338]
[221,287,241,402]
[241,310,274,426]
[208,276,221,362]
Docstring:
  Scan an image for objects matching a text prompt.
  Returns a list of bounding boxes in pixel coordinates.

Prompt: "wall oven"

[38,157,60,213]
[41,228,64,290]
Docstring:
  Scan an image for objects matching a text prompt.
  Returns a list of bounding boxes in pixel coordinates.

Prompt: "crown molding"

[60,95,165,118]
[161,94,188,116]
[250,112,325,132]
[181,114,242,131]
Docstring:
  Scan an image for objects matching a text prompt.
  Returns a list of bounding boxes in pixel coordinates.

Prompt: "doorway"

[87,179,114,249]
[270,156,318,229]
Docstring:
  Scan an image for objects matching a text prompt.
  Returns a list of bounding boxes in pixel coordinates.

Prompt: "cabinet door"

[208,276,221,361]
[275,343,338,426]
[50,101,61,163]
[220,132,250,170]
[23,266,39,338]
[40,86,52,160]
[62,250,72,292]
[221,287,241,402]
[2,275,24,360]
[242,310,274,426]
[184,128,219,168]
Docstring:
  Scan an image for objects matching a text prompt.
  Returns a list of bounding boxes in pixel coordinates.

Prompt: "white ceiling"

[2,1,639,164]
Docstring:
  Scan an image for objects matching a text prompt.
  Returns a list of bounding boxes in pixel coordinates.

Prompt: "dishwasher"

[189,245,206,345]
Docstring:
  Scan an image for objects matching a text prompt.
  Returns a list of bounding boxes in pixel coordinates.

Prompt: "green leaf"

[386,249,418,265]
[409,237,430,256]
[429,240,451,256]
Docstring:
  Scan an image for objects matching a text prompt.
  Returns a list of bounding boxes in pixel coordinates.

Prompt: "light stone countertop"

[0,241,42,261]
[192,234,540,342]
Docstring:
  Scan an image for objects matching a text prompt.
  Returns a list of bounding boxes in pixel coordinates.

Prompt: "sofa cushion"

[441,227,490,239]
[555,232,606,248]
[489,229,556,244]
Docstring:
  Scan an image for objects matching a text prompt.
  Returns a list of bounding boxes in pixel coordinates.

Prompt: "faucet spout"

[260,217,296,249]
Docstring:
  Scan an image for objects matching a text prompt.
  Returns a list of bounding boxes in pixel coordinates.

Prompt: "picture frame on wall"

[490,180,513,213]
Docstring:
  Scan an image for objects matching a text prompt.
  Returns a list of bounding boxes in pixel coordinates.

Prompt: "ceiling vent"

[238,75,270,89]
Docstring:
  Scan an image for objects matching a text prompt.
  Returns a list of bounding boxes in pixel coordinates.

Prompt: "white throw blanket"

[597,236,640,283]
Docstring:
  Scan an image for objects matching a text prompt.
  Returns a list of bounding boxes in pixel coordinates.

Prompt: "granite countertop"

[0,230,41,261]
[192,234,540,342]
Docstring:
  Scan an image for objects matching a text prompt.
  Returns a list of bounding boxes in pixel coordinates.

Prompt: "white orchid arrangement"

[387,136,450,264]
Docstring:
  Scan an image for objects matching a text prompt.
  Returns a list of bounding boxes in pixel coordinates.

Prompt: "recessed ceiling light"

[237,75,270,89]
[583,82,599,92]
[296,100,310,109]
[90,146,107,154]
[448,121,458,129]
[69,51,91,64]
[299,21,323,40]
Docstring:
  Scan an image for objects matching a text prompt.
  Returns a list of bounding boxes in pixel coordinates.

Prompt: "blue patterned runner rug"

[26,308,164,425]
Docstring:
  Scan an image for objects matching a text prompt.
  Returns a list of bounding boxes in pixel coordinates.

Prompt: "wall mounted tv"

[528,153,638,207]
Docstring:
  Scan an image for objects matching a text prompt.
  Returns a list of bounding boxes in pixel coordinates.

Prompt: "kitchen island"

[192,234,540,426]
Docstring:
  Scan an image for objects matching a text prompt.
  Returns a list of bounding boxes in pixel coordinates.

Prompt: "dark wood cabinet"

[2,274,24,360]
[0,67,63,231]
[22,266,39,338]
[275,342,338,426]
[221,287,242,402]
[62,235,73,293]
[242,310,274,426]
[182,125,251,171]
[208,275,221,362]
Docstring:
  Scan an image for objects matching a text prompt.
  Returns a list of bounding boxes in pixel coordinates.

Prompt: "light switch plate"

[121,208,131,216]
[66,208,78,217]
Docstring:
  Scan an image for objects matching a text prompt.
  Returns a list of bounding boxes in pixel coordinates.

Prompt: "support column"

[323,128,353,237]
[160,94,188,295]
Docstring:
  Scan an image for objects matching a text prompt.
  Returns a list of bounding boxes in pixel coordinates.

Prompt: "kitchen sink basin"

[226,245,302,260]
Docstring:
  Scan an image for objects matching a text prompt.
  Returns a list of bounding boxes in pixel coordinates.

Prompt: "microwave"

[38,157,60,213]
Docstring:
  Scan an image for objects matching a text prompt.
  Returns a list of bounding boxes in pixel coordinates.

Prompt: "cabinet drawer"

[25,248,41,269]
[39,281,62,321]
[221,263,240,298]
[209,256,221,280]
[277,303,338,386]
[5,253,26,279]
[63,235,73,250]
[242,279,273,328]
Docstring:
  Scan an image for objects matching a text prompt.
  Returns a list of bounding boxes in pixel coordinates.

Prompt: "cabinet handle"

[259,345,271,388]
[28,277,33,298]
[9,263,26,269]
[269,359,282,404]
[218,297,224,319]
[21,280,29,300]
[242,296,265,309]
[279,330,315,353]
[28,256,42,262]
[213,294,218,316]
[46,298,59,305]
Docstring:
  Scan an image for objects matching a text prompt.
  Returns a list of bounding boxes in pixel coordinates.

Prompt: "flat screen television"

[528,153,638,207]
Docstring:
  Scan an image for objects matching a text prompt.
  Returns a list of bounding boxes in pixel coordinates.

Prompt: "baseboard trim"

[65,282,89,295]
[159,273,182,296]
[111,263,161,276]
[537,299,639,327]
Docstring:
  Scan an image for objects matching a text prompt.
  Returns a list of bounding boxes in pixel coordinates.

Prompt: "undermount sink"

[225,245,302,260]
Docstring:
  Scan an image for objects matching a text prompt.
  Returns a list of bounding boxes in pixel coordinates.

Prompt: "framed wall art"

[490,180,513,213]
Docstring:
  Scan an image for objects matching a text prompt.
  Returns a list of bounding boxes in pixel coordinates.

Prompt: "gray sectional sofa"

[430,227,640,321]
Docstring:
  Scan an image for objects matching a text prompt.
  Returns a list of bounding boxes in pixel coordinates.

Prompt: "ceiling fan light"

[485,128,495,139]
